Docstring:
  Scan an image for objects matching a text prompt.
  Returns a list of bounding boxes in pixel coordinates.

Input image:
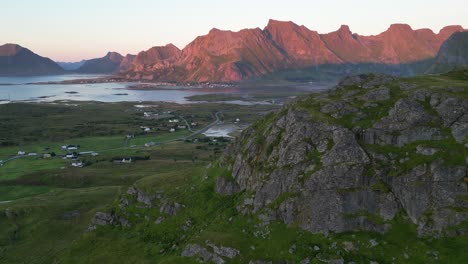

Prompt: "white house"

[43,153,52,159]
[140,126,151,132]
[67,145,78,150]
[235,118,241,123]
[28,153,38,156]
[17,150,26,156]
[170,128,176,133]
[145,142,156,147]
[169,119,180,123]
[91,152,99,156]
[122,158,132,164]
[65,154,75,159]
[71,161,83,168]
[178,125,187,129]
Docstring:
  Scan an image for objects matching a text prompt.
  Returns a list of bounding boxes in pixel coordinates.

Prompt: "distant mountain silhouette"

[0,44,64,76]
[57,60,86,71]
[428,31,468,73]
[75,52,125,74]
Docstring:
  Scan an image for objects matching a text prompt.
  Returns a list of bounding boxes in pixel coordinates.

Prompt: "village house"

[62,145,78,151]
[71,161,83,168]
[178,125,187,129]
[43,153,52,159]
[17,150,26,156]
[28,153,38,156]
[126,134,135,139]
[65,154,76,159]
[122,157,132,164]
[169,128,176,133]
[140,126,151,133]
[145,142,156,147]
[168,119,180,123]
[191,122,198,126]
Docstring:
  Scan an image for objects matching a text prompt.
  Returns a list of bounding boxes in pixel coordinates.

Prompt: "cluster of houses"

[11,144,101,169]
[17,150,37,156]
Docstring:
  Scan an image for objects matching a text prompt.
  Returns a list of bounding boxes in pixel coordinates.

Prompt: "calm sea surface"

[0,75,212,104]
[0,74,329,104]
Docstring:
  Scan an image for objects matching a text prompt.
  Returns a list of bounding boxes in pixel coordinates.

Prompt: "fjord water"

[0,74,213,103]
[0,75,328,104]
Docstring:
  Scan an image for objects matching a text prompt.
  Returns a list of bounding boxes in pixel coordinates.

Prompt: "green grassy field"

[0,100,278,263]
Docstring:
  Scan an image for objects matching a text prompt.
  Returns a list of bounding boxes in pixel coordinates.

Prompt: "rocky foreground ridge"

[216,70,468,236]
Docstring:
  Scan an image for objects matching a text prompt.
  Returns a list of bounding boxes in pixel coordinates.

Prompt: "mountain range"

[1,20,466,81]
[118,20,466,82]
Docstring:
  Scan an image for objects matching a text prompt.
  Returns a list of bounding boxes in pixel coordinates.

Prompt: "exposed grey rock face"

[320,102,358,118]
[435,97,468,143]
[88,212,130,230]
[127,186,161,208]
[362,87,390,101]
[416,146,439,156]
[217,108,401,234]
[216,81,468,236]
[374,99,432,131]
[363,98,449,147]
[337,73,395,89]
[181,242,239,263]
[215,176,240,196]
[160,202,183,216]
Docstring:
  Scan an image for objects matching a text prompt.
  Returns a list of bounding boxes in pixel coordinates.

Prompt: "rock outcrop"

[216,72,468,236]
[181,241,240,264]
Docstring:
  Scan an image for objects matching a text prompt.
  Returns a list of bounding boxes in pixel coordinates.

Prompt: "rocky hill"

[0,43,65,76]
[216,70,468,236]
[120,20,465,82]
[71,70,468,263]
[428,31,468,73]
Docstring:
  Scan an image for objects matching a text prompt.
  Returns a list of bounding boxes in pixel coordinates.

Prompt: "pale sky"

[1,0,467,62]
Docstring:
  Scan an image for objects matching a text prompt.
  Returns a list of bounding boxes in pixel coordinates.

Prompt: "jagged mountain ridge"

[120,20,465,82]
